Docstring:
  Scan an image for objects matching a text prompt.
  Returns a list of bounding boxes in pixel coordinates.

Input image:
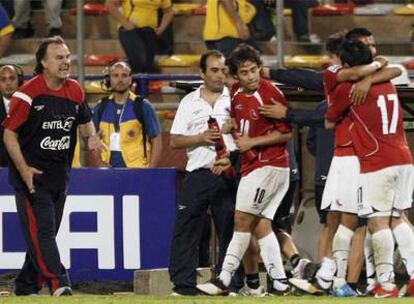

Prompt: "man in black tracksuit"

[3,36,103,296]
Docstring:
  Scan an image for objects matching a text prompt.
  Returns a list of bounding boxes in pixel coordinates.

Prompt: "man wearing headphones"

[92,61,162,167]
[0,64,23,166]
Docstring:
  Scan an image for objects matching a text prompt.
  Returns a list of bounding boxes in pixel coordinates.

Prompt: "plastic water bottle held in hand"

[207,116,236,178]
[230,130,258,162]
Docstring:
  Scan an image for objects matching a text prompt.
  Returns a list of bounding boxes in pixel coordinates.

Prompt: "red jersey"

[327,81,412,173]
[231,79,291,176]
[324,65,354,156]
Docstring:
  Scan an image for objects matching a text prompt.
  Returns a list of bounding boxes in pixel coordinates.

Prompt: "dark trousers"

[285,0,318,38]
[169,169,240,295]
[14,188,69,295]
[205,37,258,58]
[314,183,327,224]
[118,27,158,73]
[273,180,298,232]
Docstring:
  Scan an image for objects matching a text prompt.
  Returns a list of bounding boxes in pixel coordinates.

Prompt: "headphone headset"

[0,64,24,87]
[101,60,132,91]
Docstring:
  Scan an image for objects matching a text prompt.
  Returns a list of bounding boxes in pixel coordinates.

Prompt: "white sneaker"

[238,285,267,297]
[52,286,72,296]
[196,279,228,296]
[289,278,324,295]
[170,292,183,297]
[291,258,311,279]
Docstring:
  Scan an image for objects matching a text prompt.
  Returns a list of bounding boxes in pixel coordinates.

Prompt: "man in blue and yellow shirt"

[93,61,162,167]
[0,4,14,57]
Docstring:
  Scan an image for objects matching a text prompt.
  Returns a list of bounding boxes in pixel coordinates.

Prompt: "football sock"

[372,229,395,284]
[332,224,354,279]
[257,233,287,290]
[246,273,260,289]
[392,222,414,278]
[315,257,336,289]
[219,231,251,287]
[290,254,301,268]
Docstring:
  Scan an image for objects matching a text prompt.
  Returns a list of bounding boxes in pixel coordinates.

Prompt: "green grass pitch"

[0,295,412,304]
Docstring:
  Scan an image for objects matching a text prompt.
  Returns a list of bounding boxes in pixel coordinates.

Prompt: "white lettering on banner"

[0,196,25,268]
[123,196,140,269]
[42,117,75,131]
[57,196,116,269]
[0,195,141,270]
[40,136,70,150]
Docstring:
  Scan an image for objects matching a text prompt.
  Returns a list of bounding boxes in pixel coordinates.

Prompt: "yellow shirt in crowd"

[122,0,172,29]
[203,0,256,41]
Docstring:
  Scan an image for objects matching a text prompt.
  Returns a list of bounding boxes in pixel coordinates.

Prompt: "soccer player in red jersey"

[315,29,403,296]
[326,40,414,298]
[197,44,293,296]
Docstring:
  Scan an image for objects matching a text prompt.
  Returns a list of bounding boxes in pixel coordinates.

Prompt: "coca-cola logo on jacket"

[40,136,71,151]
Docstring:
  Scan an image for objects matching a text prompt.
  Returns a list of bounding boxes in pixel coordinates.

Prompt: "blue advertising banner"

[0,168,177,282]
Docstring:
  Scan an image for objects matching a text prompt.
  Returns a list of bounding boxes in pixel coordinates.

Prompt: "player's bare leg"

[346,225,366,293]
[238,238,266,296]
[318,211,340,260]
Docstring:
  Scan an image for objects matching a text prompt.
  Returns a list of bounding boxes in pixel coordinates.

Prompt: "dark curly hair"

[226,43,262,76]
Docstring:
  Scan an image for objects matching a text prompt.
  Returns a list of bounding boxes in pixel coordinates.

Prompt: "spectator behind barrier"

[13,0,63,38]
[106,0,174,73]
[0,4,14,57]
[92,61,162,168]
[0,64,22,166]
[204,0,259,58]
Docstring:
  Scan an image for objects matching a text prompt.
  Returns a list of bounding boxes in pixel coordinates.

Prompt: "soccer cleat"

[406,279,414,297]
[268,285,291,296]
[314,275,333,290]
[332,282,357,297]
[196,278,228,296]
[267,279,291,296]
[291,258,312,280]
[364,278,380,296]
[373,284,399,298]
[238,285,267,297]
[289,278,324,295]
[52,286,72,296]
[313,257,336,290]
[170,292,183,297]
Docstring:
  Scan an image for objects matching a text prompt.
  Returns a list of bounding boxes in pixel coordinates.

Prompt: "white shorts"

[321,156,360,214]
[358,164,414,218]
[236,166,290,220]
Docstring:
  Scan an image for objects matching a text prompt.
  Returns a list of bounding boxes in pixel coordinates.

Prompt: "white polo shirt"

[171,86,236,172]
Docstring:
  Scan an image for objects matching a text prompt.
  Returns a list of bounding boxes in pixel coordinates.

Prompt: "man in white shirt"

[168,50,243,296]
[0,64,21,166]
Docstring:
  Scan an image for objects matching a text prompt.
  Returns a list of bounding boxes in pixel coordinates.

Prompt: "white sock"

[372,229,395,284]
[332,224,354,279]
[257,233,287,290]
[316,257,336,281]
[364,232,376,279]
[393,222,414,278]
[219,231,251,287]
